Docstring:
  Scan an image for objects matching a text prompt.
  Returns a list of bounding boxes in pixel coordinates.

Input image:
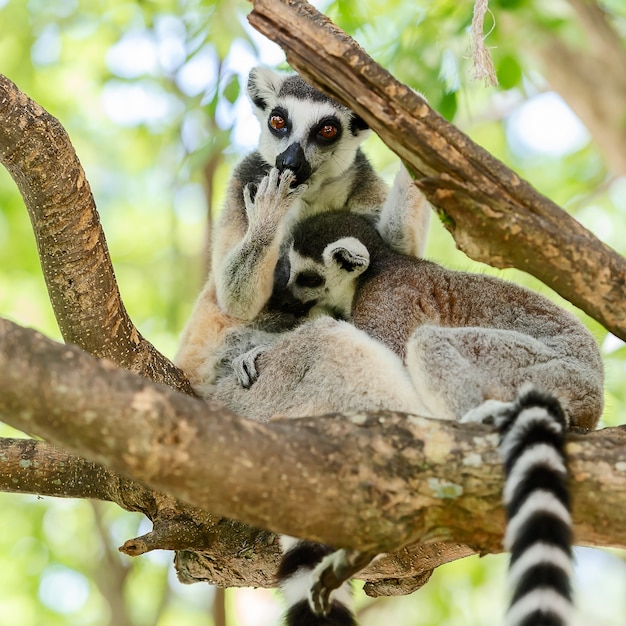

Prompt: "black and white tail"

[277,537,373,626]
[497,387,574,626]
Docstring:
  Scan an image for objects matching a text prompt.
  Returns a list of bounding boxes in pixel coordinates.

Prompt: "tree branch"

[0,73,195,395]
[537,0,626,175]
[2,1,625,598]
[1,317,625,585]
[248,0,626,341]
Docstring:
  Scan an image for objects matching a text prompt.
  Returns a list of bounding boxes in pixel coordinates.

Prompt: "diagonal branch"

[0,73,194,395]
[248,0,626,341]
[537,0,626,176]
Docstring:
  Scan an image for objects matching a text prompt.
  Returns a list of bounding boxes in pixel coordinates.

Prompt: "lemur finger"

[231,345,269,388]
[460,399,514,425]
[308,549,375,616]
[266,166,281,189]
[277,168,296,191]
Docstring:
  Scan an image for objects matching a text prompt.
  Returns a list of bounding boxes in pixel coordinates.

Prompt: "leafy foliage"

[1,0,625,624]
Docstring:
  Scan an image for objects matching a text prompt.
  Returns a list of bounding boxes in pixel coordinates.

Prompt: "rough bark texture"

[1,318,626,592]
[248,0,626,342]
[0,74,195,395]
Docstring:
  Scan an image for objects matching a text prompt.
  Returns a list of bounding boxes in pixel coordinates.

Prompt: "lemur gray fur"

[174,67,432,626]
[284,210,603,431]
[175,67,430,393]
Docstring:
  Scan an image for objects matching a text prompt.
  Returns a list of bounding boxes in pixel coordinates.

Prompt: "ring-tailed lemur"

[174,66,431,390]
[285,210,603,430]
[174,68,431,626]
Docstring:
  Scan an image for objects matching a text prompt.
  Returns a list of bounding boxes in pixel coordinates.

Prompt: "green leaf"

[437,90,458,121]
[222,73,240,104]
[497,54,523,90]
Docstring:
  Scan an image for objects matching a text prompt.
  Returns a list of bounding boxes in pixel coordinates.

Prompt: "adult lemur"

[175,66,430,396]
[174,67,432,626]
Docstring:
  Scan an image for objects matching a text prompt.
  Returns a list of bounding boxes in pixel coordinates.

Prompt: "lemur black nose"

[275,143,312,185]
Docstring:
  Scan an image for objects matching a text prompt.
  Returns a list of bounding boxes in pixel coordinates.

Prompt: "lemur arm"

[174,167,303,383]
[213,168,305,321]
[377,164,431,258]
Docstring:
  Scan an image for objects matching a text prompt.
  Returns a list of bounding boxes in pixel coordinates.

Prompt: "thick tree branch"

[0,433,463,593]
[0,73,194,395]
[1,318,625,576]
[248,0,626,341]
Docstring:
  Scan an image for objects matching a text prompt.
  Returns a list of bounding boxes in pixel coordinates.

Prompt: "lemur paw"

[231,345,269,388]
[242,168,307,225]
[308,549,373,616]
[309,575,332,617]
[460,399,514,426]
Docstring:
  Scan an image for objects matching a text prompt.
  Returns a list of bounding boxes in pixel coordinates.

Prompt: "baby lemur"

[285,210,603,430]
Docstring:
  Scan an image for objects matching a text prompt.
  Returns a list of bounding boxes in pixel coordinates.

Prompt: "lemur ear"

[323,237,370,275]
[247,66,287,113]
[349,114,370,137]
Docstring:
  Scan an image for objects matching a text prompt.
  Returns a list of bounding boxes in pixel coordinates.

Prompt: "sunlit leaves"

[1,0,626,624]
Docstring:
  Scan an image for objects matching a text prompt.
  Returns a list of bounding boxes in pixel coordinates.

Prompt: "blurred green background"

[1,0,625,624]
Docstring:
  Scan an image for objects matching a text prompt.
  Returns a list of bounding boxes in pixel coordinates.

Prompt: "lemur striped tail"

[497,387,574,626]
[277,537,362,626]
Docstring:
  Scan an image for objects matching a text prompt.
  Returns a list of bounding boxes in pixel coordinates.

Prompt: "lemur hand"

[242,168,307,227]
[460,399,514,426]
[231,345,270,388]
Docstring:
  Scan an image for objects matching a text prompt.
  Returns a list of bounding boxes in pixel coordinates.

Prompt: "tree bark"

[1,317,625,588]
[248,0,626,342]
[0,74,195,395]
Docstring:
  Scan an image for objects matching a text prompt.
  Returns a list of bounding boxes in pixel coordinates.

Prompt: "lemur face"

[286,237,370,320]
[247,67,370,186]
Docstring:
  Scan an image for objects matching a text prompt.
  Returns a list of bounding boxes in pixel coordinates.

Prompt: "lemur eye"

[296,272,325,288]
[270,115,286,130]
[318,124,338,140]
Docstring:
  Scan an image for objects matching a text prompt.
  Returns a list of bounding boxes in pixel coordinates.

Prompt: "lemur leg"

[405,325,582,422]
[215,168,306,321]
[211,317,428,422]
[376,164,431,258]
